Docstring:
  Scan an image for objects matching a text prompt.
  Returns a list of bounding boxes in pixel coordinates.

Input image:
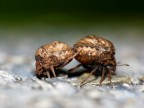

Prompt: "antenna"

[117,62,129,66]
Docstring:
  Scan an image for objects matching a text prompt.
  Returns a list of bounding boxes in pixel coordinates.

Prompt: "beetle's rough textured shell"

[74,35,116,66]
[35,41,74,77]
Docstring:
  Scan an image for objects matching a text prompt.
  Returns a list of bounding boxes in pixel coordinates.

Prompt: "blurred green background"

[0,0,144,27]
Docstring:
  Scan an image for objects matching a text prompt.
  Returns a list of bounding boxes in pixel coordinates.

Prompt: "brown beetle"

[69,35,116,86]
[35,41,77,78]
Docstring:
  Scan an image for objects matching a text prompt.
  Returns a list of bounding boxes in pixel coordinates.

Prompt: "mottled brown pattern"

[71,35,116,85]
[35,41,74,78]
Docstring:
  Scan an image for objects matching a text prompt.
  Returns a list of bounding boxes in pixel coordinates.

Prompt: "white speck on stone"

[122,83,131,89]
[131,78,140,85]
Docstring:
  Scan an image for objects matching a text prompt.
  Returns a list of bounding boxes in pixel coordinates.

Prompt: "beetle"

[69,35,116,86]
[35,41,77,78]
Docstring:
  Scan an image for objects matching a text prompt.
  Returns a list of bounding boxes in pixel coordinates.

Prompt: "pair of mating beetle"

[35,35,116,85]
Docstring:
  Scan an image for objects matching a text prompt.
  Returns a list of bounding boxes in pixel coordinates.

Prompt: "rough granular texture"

[0,29,144,108]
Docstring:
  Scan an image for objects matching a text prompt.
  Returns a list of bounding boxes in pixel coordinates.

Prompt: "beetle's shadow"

[35,69,88,79]
[67,69,107,78]
[67,69,86,78]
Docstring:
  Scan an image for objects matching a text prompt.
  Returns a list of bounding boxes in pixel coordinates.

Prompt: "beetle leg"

[58,52,79,69]
[107,69,112,84]
[69,51,79,60]
[50,66,56,77]
[42,66,51,78]
[100,68,105,84]
[108,71,112,84]
[68,64,82,73]
[46,71,50,78]
[80,68,97,87]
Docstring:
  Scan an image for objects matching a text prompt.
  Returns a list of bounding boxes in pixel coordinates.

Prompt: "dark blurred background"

[0,0,144,56]
[0,0,144,27]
